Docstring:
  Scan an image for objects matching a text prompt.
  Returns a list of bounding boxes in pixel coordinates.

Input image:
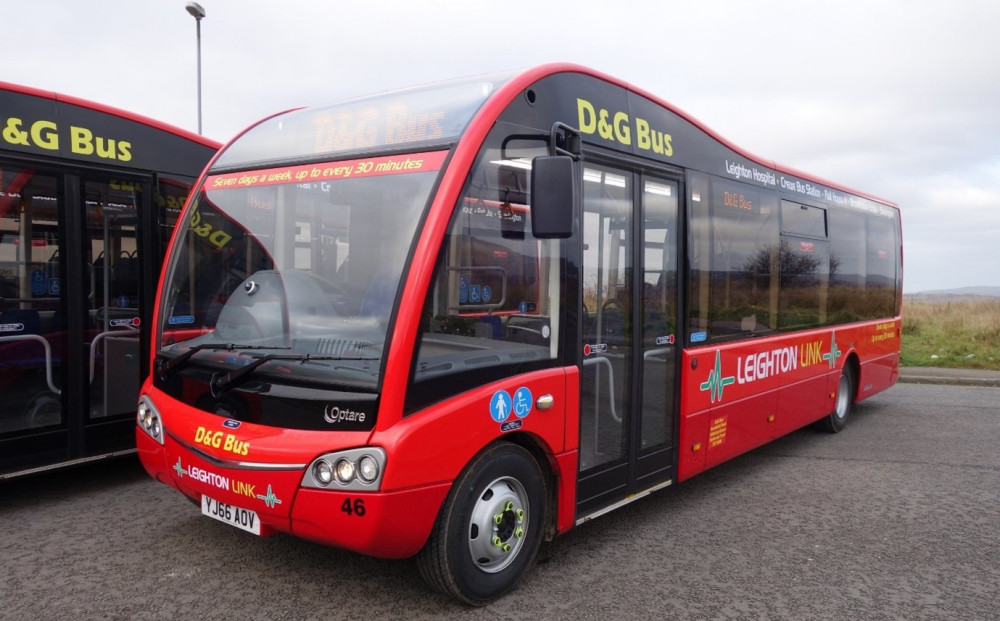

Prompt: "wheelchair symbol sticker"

[513,387,532,419]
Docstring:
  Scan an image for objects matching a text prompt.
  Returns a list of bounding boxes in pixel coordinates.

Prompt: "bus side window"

[410,141,562,401]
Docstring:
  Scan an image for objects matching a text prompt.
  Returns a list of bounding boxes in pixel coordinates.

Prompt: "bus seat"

[113,256,140,301]
[476,315,504,339]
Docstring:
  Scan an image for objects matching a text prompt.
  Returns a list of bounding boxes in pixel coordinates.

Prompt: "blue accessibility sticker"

[512,387,533,419]
[490,390,512,423]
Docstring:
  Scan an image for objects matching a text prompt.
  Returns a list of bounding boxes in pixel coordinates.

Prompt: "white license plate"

[201,495,261,535]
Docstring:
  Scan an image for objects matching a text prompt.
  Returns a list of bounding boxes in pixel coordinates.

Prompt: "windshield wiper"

[210,353,338,396]
[158,343,291,379]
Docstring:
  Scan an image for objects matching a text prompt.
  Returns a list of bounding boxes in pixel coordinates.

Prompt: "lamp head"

[185,2,206,20]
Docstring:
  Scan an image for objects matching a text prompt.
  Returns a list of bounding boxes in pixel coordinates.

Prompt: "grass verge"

[901,299,1000,370]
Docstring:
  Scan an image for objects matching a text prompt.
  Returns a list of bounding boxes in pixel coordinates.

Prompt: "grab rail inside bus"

[0,334,62,395]
[89,327,139,383]
[583,355,619,423]
[583,348,672,455]
[643,347,670,360]
[87,263,96,302]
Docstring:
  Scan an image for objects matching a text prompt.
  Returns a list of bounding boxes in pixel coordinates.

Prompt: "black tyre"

[417,442,546,605]
[817,365,856,433]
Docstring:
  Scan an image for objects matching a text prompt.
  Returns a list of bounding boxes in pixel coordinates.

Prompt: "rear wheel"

[417,442,546,605]
[817,365,856,433]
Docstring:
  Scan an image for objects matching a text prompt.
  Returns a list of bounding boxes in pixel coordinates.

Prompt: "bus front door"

[0,168,151,472]
[81,175,151,450]
[576,164,680,518]
[0,167,65,446]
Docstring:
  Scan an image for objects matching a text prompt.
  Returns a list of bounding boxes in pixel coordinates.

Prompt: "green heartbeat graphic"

[173,457,186,478]
[823,331,842,369]
[699,349,736,403]
[256,484,283,509]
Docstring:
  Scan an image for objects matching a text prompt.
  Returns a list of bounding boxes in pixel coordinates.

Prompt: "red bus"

[0,83,219,479]
[137,64,901,604]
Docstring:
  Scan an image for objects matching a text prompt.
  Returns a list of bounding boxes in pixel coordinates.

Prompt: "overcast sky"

[5,0,998,293]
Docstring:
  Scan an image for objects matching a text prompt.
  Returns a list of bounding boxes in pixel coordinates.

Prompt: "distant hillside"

[907,286,1000,301]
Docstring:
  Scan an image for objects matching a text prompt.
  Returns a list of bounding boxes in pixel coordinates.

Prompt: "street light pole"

[185,2,206,135]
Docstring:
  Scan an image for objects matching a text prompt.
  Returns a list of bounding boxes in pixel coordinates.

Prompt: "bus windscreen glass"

[156,151,446,393]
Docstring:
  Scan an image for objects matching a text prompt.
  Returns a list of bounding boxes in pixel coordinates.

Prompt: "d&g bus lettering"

[385,109,445,145]
[193,426,250,456]
[188,206,233,249]
[69,125,132,161]
[577,98,630,144]
[576,97,673,157]
[312,106,445,153]
[2,116,132,161]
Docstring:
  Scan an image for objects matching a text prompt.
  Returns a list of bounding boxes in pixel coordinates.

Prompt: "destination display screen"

[214,74,513,169]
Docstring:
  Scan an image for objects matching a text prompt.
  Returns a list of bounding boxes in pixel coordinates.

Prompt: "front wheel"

[817,365,856,433]
[417,442,546,605]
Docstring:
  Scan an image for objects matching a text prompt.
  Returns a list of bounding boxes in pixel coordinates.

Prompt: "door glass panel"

[640,178,678,451]
[0,167,64,432]
[85,178,141,419]
[580,166,632,471]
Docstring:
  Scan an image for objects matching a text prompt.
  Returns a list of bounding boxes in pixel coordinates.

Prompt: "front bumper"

[137,428,449,559]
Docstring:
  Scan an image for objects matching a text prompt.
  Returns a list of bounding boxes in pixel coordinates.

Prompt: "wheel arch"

[843,350,861,400]
[502,432,560,542]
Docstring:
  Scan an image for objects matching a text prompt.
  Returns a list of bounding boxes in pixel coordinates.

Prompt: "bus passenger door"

[81,176,150,432]
[577,164,680,517]
[0,168,65,442]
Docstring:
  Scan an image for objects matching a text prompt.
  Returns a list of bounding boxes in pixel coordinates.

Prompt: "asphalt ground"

[1,378,997,619]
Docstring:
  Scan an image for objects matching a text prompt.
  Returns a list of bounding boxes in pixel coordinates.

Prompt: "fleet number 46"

[341,498,366,517]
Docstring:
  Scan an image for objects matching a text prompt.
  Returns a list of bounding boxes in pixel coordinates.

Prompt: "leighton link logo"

[256,484,283,509]
[699,349,736,404]
[824,331,842,369]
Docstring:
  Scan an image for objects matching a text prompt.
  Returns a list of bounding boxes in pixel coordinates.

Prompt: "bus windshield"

[156,151,446,390]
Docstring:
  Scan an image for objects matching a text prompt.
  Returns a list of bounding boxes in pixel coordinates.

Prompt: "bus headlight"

[136,397,164,445]
[357,455,379,483]
[334,458,355,484]
[312,460,334,485]
[303,447,386,491]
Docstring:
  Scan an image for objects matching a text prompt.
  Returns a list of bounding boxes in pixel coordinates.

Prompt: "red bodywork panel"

[137,364,578,558]
[677,319,900,482]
